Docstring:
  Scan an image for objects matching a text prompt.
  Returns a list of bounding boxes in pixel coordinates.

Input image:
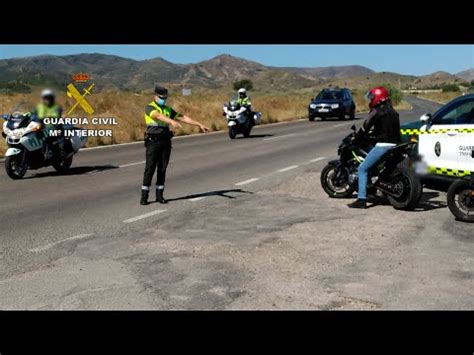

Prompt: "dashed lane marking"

[310,157,326,163]
[189,196,207,202]
[263,133,297,141]
[29,234,94,253]
[277,165,299,172]
[119,161,146,168]
[123,209,166,223]
[235,178,260,186]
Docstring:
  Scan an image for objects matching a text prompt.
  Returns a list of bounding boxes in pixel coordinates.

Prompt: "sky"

[0,45,472,76]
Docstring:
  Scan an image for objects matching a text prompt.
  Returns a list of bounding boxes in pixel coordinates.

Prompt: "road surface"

[1,97,472,309]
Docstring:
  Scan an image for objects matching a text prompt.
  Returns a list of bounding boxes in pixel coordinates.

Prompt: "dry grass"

[417,91,465,104]
[0,88,411,157]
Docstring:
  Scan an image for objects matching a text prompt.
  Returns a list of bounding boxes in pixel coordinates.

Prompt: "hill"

[456,68,474,82]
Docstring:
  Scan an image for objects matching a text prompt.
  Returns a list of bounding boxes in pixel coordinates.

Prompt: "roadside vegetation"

[0,85,410,157]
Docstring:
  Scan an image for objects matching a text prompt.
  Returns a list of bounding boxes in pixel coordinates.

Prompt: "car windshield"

[316,90,342,100]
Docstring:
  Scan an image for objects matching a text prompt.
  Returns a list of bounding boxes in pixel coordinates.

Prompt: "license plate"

[318,108,329,113]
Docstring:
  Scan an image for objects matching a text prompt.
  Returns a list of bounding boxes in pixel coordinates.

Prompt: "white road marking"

[235,178,259,186]
[123,209,166,223]
[119,161,146,168]
[310,157,326,163]
[263,133,297,141]
[277,165,299,172]
[189,196,207,202]
[333,123,348,128]
[29,234,94,253]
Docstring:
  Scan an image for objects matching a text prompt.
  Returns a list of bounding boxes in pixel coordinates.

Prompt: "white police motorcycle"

[2,105,87,179]
[223,97,262,139]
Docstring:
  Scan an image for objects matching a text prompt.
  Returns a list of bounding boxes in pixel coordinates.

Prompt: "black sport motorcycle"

[447,175,474,223]
[320,125,422,210]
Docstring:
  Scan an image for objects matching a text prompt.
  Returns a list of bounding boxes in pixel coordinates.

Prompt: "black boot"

[140,190,149,205]
[347,199,367,209]
[156,188,168,204]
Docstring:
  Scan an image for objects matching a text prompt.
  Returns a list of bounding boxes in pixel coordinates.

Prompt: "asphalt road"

[2,96,472,309]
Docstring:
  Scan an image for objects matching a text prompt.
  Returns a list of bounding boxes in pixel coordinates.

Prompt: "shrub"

[441,84,460,92]
[233,79,253,91]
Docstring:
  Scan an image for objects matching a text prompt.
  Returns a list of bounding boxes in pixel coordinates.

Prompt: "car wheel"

[349,106,356,120]
[309,116,315,122]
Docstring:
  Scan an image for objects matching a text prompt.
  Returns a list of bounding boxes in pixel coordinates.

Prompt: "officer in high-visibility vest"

[32,89,65,158]
[33,89,62,125]
[236,88,252,110]
[141,85,210,205]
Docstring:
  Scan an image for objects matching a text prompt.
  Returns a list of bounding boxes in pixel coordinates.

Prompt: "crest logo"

[72,73,90,83]
[67,73,95,115]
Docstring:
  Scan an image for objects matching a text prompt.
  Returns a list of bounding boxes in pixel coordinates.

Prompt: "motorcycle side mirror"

[1,114,9,120]
[420,113,431,122]
[350,124,356,131]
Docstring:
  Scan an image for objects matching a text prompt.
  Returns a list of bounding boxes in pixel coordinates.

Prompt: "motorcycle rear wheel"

[447,179,474,223]
[320,164,355,198]
[5,155,28,179]
[53,156,73,174]
[385,168,422,210]
[243,126,252,138]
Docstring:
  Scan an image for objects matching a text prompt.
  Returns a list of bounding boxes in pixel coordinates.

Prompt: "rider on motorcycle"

[347,86,401,209]
[31,89,66,158]
[237,88,252,113]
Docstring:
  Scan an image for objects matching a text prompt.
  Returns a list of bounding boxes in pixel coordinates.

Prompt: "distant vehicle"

[400,93,474,181]
[308,88,356,121]
[223,96,261,139]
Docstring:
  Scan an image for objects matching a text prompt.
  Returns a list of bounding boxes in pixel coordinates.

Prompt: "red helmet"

[366,86,390,109]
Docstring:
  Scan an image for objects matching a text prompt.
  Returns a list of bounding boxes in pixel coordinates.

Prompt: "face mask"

[156,98,166,106]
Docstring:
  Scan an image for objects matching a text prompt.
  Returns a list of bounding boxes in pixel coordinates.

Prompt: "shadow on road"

[235,134,274,139]
[166,188,254,202]
[27,164,119,178]
[363,191,447,211]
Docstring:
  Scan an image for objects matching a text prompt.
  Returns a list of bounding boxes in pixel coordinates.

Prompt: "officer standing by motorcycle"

[32,89,65,158]
[141,85,210,205]
[347,86,401,209]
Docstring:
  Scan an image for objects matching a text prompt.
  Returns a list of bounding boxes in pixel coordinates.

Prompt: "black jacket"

[362,103,401,144]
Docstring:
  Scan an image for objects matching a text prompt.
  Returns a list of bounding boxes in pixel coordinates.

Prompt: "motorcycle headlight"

[309,103,317,109]
[331,104,339,109]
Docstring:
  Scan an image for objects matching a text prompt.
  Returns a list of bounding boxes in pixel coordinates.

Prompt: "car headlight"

[309,103,317,109]
[331,104,339,109]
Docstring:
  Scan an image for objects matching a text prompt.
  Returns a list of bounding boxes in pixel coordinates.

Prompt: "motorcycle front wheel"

[447,179,474,223]
[385,168,422,210]
[228,127,237,139]
[320,163,355,198]
[5,154,28,179]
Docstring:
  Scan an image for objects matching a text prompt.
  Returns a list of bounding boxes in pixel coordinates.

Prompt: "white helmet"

[41,88,55,99]
[238,88,246,95]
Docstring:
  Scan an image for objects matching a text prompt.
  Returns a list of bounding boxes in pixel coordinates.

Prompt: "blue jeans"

[358,144,394,200]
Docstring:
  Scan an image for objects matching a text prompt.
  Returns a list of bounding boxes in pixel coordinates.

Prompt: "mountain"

[0,53,465,92]
[281,65,374,80]
[411,71,462,88]
[456,68,474,82]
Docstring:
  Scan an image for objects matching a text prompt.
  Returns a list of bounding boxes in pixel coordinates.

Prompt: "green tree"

[233,79,253,91]
[377,83,402,106]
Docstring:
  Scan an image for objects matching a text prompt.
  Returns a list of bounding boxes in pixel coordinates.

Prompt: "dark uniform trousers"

[142,136,172,187]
